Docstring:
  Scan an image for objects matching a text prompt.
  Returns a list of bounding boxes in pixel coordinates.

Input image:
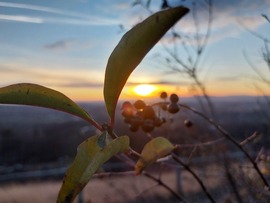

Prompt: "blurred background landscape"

[1,0,270,202]
[1,96,270,202]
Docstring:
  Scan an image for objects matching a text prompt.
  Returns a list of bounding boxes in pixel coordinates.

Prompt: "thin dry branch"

[172,153,216,203]
[262,14,270,24]
[175,137,224,148]
[239,132,259,146]
[179,103,270,190]
[115,148,188,202]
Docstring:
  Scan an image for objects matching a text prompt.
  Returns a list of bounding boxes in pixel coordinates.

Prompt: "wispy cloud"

[153,0,270,45]
[44,40,75,51]
[43,39,94,52]
[127,80,190,86]
[215,75,241,82]
[0,14,43,23]
[0,65,104,89]
[0,1,120,26]
[55,82,103,88]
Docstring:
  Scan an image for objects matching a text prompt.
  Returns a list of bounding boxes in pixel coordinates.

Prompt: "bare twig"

[223,157,244,203]
[179,103,270,190]
[134,183,159,199]
[115,148,188,202]
[255,147,265,163]
[143,171,189,202]
[239,132,259,146]
[262,14,270,24]
[134,0,216,118]
[240,22,270,43]
[171,153,216,203]
[175,137,224,148]
[186,145,198,164]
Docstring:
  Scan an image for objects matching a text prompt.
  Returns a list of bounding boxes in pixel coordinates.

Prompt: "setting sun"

[133,84,157,97]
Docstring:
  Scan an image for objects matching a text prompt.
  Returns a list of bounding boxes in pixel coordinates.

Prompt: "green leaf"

[135,137,174,175]
[0,83,100,129]
[104,6,189,125]
[57,134,129,203]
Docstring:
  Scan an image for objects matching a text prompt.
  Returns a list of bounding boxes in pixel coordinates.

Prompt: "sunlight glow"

[133,84,157,97]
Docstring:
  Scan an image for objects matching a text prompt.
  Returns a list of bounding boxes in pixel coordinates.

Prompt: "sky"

[0,0,270,102]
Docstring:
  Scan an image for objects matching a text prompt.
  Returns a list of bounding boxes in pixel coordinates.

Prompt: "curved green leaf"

[0,83,101,129]
[135,137,174,175]
[57,134,129,203]
[104,6,189,125]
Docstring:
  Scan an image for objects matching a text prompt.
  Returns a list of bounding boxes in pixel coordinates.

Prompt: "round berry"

[168,103,180,114]
[121,105,134,118]
[170,94,179,103]
[130,115,143,126]
[134,100,146,110]
[141,119,155,132]
[129,124,139,132]
[154,117,163,127]
[142,105,156,120]
[121,101,134,118]
[121,101,132,109]
[121,109,134,118]
[184,119,193,128]
[160,91,168,99]
[136,110,144,118]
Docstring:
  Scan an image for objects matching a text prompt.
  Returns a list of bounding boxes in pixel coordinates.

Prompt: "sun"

[133,84,157,97]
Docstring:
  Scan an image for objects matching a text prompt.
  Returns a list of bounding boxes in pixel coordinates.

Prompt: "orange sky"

[0,1,269,102]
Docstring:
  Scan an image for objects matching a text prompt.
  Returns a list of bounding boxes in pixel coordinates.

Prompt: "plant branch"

[143,171,189,203]
[115,152,188,202]
[262,14,270,23]
[171,153,216,203]
[175,137,224,148]
[179,103,270,190]
[239,132,259,146]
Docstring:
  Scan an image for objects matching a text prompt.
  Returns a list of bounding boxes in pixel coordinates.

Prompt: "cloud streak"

[0,65,104,89]
[0,1,120,26]
[44,40,75,51]
[0,14,43,23]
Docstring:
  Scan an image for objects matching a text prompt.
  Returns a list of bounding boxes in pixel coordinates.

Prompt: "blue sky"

[0,0,270,101]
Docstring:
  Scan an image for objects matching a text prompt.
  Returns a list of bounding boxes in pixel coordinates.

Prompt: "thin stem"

[179,103,270,189]
[175,137,224,148]
[143,171,189,203]
[223,157,244,203]
[239,132,259,146]
[171,153,216,203]
[262,14,270,23]
[192,73,216,118]
[115,152,188,202]
[104,124,142,158]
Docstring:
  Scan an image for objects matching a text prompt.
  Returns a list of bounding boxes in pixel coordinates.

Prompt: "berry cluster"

[121,92,182,133]
[121,100,164,133]
[159,92,180,114]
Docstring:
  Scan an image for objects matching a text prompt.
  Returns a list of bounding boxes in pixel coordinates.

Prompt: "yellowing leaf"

[0,83,100,129]
[135,137,174,175]
[57,135,129,203]
[104,6,189,125]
